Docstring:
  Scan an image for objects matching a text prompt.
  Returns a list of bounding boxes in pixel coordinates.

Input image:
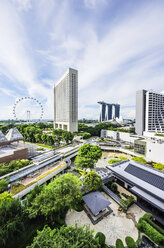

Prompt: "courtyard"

[66,192,145,246]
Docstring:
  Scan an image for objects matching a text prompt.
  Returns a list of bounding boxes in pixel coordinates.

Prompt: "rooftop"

[0,130,8,143]
[6,128,24,142]
[107,160,164,211]
[82,191,111,216]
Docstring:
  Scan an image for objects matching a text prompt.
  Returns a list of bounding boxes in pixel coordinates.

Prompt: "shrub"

[132,157,147,165]
[152,163,164,171]
[125,236,136,248]
[108,159,120,164]
[118,156,127,160]
[107,180,113,189]
[137,219,164,246]
[95,232,106,247]
[116,238,125,248]
[141,213,164,236]
[111,183,118,193]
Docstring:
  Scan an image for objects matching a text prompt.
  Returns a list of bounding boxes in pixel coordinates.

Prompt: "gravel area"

[66,192,145,246]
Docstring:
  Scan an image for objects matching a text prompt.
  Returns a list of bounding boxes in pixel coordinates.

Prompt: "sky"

[0,0,164,121]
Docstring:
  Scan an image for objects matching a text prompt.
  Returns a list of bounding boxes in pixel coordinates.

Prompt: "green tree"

[47,135,54,146]
[41,134,48,143]
[26,173,82,221]
[0,192,25,248]
[84,171,103,192]
[0,178,9,193]
[75,144,102,168]
[27,224,100,248]
[75,156,95,168]
[34,133,42,143]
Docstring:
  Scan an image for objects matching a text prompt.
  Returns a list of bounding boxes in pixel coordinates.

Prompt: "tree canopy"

[75,144,102,168]
[84,171,103,192]
[26,173,82,221]
[27,224,101,248]
[0,192,25,248]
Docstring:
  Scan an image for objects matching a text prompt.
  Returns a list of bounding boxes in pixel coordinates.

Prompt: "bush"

[95,232,106,247]
[108,159,121,164]
[116,239,125,248]
[107,180,113,189]
[141,213,164,236]
[111,183,118,193]
[118,156,127,160]
[152,163,164,171]
[137,219,164,246]
[125,236,136,248]
[132,157,147,165]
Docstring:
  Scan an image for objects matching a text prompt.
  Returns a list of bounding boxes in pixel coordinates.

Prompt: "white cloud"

[12,0,32,11]
[84,0,107,9]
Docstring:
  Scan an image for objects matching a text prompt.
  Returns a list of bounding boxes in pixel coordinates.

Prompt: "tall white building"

[136,90,164,135]
[54,68,78,132]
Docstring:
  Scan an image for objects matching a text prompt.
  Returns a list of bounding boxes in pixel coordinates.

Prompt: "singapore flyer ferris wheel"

[13,97,44,122]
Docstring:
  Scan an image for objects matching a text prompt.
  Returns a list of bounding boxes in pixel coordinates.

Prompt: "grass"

[11,161,66,195]
[37,144,53,149]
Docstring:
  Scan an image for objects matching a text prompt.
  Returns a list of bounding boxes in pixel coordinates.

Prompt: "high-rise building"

[136,90,164,135]
[98,102,120,122]
[54,68,78,132]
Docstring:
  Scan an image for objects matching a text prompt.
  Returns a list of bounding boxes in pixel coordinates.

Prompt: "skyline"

[0,0,164,120]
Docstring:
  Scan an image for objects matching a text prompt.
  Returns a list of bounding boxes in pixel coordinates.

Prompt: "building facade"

[98,102,120,122]
[54,68,78,132]
[136,90,164,135]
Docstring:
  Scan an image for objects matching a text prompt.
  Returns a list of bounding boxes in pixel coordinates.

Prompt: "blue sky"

[0,0,164,120]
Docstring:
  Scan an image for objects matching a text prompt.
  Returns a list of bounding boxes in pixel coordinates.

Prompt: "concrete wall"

[146,142,164,164]
[101,130,137,144]
[0,148,28,163]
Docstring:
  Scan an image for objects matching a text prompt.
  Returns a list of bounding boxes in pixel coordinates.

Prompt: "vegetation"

[0,178,9,193]
[84,171,103,192]
[16,123,74,146]
[137,214,164,246]
[125,236,137,248]
[152,162,164,171]
[0,159,31,177]
[108,158,121,164]
[27,224,101,248]
[131,156,147,164]
[95,232,107,248]
[26,173,82,221]
[75,144,102,168]
[118,156,128,160]
[116,239,125,248]
[0,192,25,248]
[76,132,91,139]
[155,133,164,137]
[78,122,120,137]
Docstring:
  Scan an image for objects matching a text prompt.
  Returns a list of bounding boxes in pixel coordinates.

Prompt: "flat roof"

[0,146,18,158]
[83,191,111,215]
[107,160,164,201]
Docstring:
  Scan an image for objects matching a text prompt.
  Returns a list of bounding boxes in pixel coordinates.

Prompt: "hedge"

[95,232,106,247]
[137,219,164,246]
[142,213,164,236]
[116,239,125,248]
[125,236,136,248]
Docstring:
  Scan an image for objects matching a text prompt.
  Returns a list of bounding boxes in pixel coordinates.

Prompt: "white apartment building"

[136,90,164,135]
[54,68,78,132]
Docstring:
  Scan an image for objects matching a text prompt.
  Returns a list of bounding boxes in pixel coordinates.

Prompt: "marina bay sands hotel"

[98,101,120,122]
